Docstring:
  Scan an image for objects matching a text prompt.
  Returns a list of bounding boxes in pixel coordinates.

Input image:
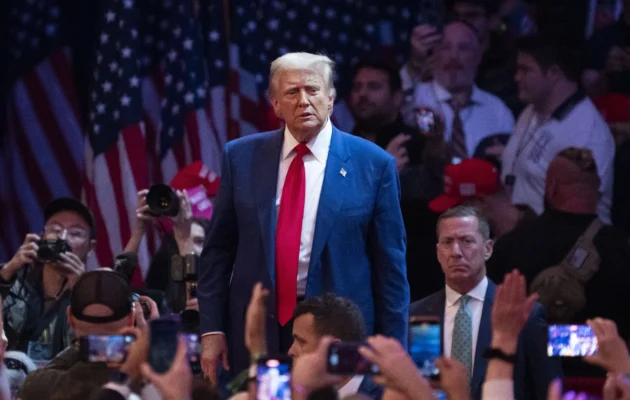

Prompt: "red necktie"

[276,143,310,325]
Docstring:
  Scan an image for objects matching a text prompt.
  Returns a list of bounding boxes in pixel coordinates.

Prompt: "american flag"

[0,0,84,262]
[84,0,224,281]
[227,0,425,137]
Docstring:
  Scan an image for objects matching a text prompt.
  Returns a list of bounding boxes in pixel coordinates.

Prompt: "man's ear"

[484,239,494,261]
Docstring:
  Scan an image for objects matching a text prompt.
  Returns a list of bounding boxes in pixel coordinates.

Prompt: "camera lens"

[146,184,180,217]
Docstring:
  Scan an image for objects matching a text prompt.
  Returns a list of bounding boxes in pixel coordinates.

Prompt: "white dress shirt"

[501,97,614,223]
[337,375,365,399]
[443,276,488,374]
[276,118,332,296]
[413,81,514,157]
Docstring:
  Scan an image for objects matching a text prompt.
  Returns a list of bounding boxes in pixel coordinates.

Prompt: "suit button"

[268,313,276,320]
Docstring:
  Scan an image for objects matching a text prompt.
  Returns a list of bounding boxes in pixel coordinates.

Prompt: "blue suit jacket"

[198,125,410,374]
[409,280,562,400]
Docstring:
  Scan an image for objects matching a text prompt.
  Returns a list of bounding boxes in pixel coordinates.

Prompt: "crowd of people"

[0,0,629,399]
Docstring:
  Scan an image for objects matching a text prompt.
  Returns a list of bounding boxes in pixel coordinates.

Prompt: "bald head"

[545,148,601,213]
[434,21,482,93]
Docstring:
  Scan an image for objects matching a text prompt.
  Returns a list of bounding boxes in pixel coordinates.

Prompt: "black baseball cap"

[70,270,132,323]
[44,197,95,239]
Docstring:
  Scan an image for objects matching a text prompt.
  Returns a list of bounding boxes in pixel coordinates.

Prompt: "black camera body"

[146,184,180,217]
[37,239,72,263]
[171,254,199,332]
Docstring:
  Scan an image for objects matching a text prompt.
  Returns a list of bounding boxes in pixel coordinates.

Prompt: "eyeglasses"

[43,224,89,242]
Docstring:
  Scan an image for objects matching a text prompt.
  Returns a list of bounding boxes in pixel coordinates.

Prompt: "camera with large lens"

[37,239,72,263]
[146,184,180,217]
[171,254,199,332]
[114,253,152,321]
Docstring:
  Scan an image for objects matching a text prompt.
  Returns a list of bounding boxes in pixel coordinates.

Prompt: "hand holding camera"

[4,233,40,277]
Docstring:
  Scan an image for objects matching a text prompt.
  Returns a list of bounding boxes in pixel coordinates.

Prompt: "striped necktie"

[449,100,468,160]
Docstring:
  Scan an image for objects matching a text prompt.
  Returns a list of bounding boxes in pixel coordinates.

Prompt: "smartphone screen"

[548,324,598,357]
[409,317,441,379]
[327,342,380,375]
[149,317,181,373]
[80,334,135,363]
[256,357,292,400]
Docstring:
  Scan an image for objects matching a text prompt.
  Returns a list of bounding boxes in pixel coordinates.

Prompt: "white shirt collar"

[445,276,488,307]
[432,80,484,106]
[337,375,365,399]
[282,118,332,164]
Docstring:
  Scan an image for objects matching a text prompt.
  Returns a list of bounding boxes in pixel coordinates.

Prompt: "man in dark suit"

[410,205,560,400]
[198,52,409,383]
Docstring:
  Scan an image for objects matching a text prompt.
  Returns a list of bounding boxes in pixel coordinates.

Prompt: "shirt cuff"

[103,382,132,398]
[201,331,225,337]
[482,379,515,400]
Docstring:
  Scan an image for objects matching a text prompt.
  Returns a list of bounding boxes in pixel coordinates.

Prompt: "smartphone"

[327,342,380,375]
[548,324,598,357]
[185,333,201,375]
[149,317,182,373]
[417,0,444,33]
[256,356,292,400]
[79,334,135,363]
[409,316,441,379]
[415,108,437,136]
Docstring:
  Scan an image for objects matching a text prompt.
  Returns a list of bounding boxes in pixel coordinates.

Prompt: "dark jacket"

[410,280,562,400]
[20,346,110,400]
[1,264,72,361]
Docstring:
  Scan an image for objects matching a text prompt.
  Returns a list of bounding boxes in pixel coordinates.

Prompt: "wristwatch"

[483,347,517,364]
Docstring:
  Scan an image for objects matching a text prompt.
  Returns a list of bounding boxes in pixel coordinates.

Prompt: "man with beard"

[408,21,514,163]
[349,57,447,301]
[349,57,427,173]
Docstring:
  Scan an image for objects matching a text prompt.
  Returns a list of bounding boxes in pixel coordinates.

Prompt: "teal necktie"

[452,295,473,382]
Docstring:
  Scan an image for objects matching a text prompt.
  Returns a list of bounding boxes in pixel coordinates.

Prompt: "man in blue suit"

[198,52,409,383]
[409,205,561,400]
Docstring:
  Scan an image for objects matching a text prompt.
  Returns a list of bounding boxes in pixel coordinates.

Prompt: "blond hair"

[268,52,336,98]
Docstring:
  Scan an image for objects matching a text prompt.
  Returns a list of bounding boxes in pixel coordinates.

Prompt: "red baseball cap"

[429,158,500,213]
[170,161,220,197]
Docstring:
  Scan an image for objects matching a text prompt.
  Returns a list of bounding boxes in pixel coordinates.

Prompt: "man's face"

[436,216,492,287]
[349,67,400,124]
[288,313,320,358]
[43,210,93,262]
[434,23,481,93]
[515,52,551,105]
[452,3,490,40]
[271,69,334,140]
[191,222,205,256]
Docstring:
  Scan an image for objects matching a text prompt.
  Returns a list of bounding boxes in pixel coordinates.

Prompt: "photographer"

[0,198,95,365]
[125,186,209,315]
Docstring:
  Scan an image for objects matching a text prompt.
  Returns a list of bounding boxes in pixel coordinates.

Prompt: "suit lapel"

[471,280,496,396]
[307,127,351,280]
[254,129,284,283]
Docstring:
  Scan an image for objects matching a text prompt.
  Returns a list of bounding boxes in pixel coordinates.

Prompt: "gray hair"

[437,205,491,240]
[268,52,337,98]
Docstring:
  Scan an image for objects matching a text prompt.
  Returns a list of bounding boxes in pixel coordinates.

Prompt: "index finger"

[25,233,41,243]
[391,134,411,146]
[138,189,149,196]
